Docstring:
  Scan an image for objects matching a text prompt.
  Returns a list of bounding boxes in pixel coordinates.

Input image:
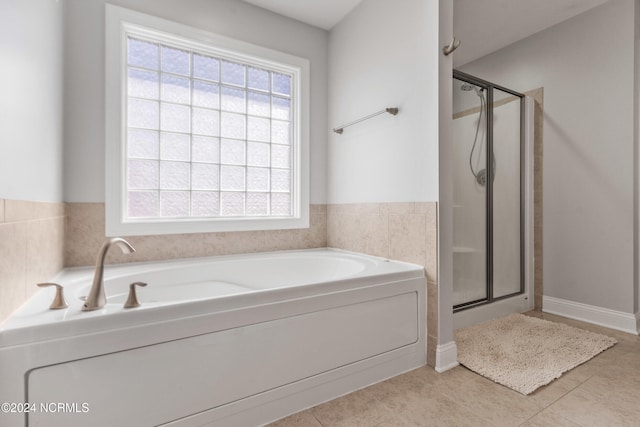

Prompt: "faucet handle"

[124,281,147,309]
[37,282,69,310]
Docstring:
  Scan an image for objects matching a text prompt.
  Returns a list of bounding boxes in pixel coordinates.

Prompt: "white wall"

[461,0,636,314]
[327,0,439,204]
[63,0,328,204]
[0,0,64,202]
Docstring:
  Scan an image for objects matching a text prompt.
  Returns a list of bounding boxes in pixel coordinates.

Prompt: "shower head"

[460,83,484,98]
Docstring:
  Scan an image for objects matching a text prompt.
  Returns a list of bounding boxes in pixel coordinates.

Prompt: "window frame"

[105,4,309,236]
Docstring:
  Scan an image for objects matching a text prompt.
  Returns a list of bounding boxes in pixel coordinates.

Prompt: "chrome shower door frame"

[452,70,526,312]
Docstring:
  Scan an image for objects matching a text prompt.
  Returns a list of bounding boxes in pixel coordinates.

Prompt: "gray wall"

[0,0,64,202]
[327,0,440,204]
[461,0,636,314]
[63,0,329,204]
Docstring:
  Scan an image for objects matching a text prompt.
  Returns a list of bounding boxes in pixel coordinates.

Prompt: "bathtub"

[0,249,426,427]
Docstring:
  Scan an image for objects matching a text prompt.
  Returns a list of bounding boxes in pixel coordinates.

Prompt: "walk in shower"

[452,70,534,325]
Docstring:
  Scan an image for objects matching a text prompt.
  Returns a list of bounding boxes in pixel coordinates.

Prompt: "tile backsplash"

[327,202,438,283]
[65,203,328,267]
[0,200,65,321]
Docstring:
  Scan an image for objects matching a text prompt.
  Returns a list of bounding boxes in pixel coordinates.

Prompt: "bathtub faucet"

[82,237,136,311]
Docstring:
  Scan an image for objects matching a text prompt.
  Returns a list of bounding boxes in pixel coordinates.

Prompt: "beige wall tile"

[414,202,433,214]
[113,233,220,264]
[389,214,426,266]
[328,203,434,260]
[25,218,65,294]
[380,202,415,215]
[0,199,4,223]
[353,203,383,215]
[327,208,389,258]
[5,200,64,222]
[423,203,438,283]
[0,223,27,322]
[310,204,327,215]
[535,294,543,311]
[326,204,349,216]
[264,212,327,253]
[5,200,37,222]
[0,201,66,323]
[426,283,439,367]
[533,95,543,307]
[327,206,389,257]
[427,282,439,338]
[326,210,341,249]
[65,203,106,267]
[65,203,327,267]
[328,203,381,216]
[348,211,389,258]
[426,334,438,367]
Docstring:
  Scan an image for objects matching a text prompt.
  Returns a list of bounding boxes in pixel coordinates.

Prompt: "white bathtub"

[0,249,426,427]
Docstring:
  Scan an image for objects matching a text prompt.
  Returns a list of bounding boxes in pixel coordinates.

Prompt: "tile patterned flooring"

[269,312,640,427]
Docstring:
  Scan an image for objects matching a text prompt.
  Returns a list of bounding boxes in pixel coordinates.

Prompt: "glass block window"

[106,6,308,236]
[126,37,294,219]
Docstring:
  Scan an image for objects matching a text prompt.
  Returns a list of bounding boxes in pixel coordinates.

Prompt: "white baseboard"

[543,296,639,335]
[434,341,458,373]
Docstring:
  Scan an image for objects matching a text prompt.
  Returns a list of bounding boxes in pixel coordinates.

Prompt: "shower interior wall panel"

[452,109,487,305]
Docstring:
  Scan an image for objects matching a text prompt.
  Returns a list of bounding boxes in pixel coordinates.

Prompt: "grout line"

[516,409,578,427]
[385,205,390,259]
[312,413,325,427]
[517,376,588,427]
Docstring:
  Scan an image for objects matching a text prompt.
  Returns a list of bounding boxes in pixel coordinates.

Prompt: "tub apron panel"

[28,292,418,427]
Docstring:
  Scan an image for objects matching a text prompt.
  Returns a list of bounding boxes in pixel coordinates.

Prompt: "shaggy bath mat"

[455,313,617,395]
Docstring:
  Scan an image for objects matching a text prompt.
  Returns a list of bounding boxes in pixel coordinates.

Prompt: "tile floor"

[268,311,640,426]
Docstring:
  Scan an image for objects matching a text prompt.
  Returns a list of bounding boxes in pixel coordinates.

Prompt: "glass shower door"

[452,71,524,311]
[492,88,522,299]
[452,77,487,307]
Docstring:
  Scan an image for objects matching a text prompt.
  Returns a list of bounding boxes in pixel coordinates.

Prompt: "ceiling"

[453,0,609,66]
[242,0,363,30]
[242,0,609,64]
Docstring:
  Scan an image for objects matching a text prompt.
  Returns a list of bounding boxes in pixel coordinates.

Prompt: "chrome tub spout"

[82,237,136,311]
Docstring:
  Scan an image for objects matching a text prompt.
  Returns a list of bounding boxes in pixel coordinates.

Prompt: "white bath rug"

[455,313,617,395]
